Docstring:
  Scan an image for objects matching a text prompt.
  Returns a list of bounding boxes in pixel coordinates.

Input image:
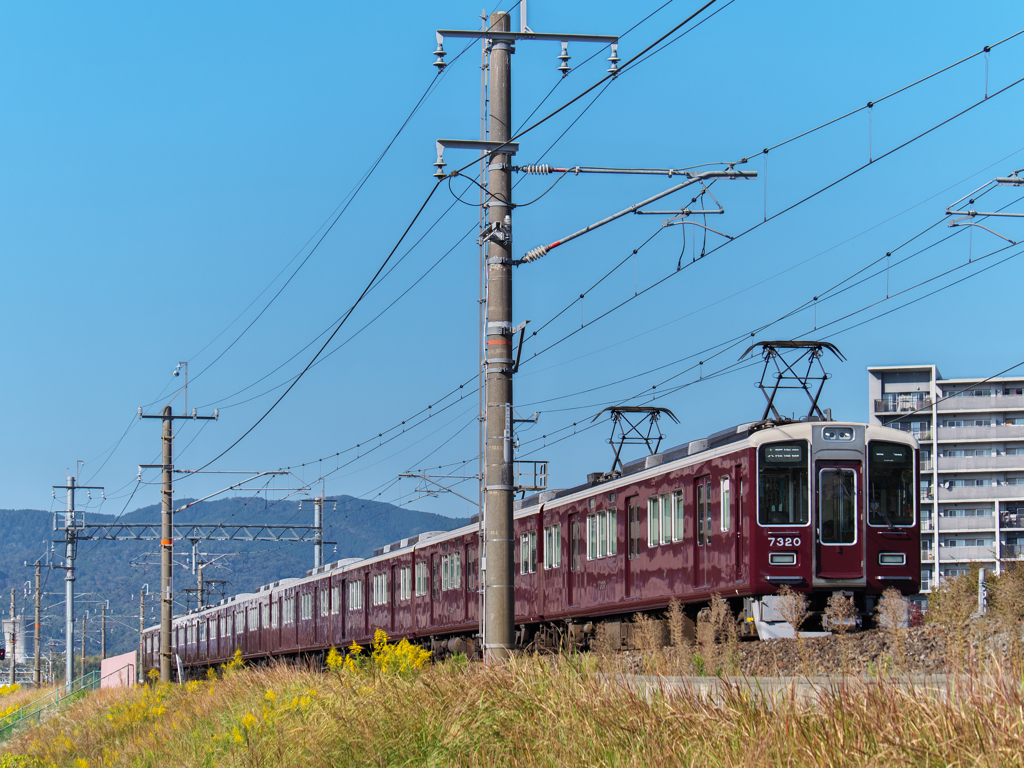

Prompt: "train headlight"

[822,427,854,441]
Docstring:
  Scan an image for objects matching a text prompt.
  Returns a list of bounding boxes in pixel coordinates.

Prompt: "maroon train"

[142,419,919,674]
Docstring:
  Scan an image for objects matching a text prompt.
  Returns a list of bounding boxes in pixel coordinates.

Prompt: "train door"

[568,513,581,607]
[390,564,397,633]
[815,462,863,579]
[734,475,744,581]
[695,476,712,587]
[625,496,641,598]
[431,553,440,624]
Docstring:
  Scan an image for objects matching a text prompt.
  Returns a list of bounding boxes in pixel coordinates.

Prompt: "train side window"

[628,501,641,559]
[660,493,672,545]
[673,491,684,542]
[520,532,537,573]
[415,562,428,596]
[758,441,810,526]
[347,581,363,611]
[647,497,660,547]
[262,604,270,628]
[331,586,341,613]
[544,524,562,569]
[721,477,731,532]
[271,601,278,629]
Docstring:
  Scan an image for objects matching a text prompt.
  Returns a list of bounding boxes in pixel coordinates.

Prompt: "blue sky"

[3,1,1023,524]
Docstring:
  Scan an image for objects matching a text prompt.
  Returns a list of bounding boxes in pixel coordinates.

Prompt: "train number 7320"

[768,537,800,547]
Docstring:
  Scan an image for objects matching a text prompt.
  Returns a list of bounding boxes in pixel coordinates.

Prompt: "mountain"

[0,496,471,660]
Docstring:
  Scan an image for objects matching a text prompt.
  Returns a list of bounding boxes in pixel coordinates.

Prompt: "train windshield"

[758,441,809,525]
[868,441,915,527]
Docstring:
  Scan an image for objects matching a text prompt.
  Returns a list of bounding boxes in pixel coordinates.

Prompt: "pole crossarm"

[399,472,481,508]
[77,523,323,542]
[437,29,618,44]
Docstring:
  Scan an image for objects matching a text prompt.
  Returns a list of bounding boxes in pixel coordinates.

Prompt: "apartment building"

[868,365,1024,592]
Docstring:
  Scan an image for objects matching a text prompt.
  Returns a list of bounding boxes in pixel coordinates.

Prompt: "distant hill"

[0,497,471,659]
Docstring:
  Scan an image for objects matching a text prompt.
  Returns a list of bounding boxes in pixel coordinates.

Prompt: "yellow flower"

[231,727,244,743]
[264,689,276,701]
[240,712,258,730]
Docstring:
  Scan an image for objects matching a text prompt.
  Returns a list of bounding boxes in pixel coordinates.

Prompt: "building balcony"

[920,550,934,562]
[921,459,934,471]
[938,456,1024,472]
[937,425,1024,441]
[921,519,934,532]
[934,515,996,530]
[937,485,1024,501]
[938,545,997,561]
[875,396,932,413]
[1003,544,1024,558]
[1001,512,1024,529]
[938,393,1024,412]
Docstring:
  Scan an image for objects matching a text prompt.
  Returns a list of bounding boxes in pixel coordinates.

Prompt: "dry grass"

[4,653,1024,767]
[824,592,858,674]
[877,587,911,670]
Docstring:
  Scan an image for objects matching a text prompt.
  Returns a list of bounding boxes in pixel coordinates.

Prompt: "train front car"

[749,422,918,637]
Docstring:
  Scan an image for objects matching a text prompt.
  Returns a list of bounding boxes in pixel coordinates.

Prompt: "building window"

[520,531,537,574]
[543,524,562,569]
[415,561,428,596]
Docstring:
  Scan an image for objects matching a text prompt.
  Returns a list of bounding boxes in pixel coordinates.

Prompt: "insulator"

[557,42,570,76]
[520,164,554,175]
[433,44,447,71]
[607,43,621,76]
[522,244,550,263]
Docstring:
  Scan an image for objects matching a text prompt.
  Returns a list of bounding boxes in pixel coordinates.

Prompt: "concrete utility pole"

[100,602,106,660]
[483,11,515,664]
[433,15,618,663]
[197,564,205,610]
[138,587,146,685]
[139,404,217,683]
[80,614,86,680]
[34,561,41,687]
[52,473,103,690]
[9,588,15,685]
[313,493,324,569]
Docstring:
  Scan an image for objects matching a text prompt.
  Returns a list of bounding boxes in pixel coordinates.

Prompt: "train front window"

[819,468,857,544]
[868,441,915,526]
[758,441,809,526]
